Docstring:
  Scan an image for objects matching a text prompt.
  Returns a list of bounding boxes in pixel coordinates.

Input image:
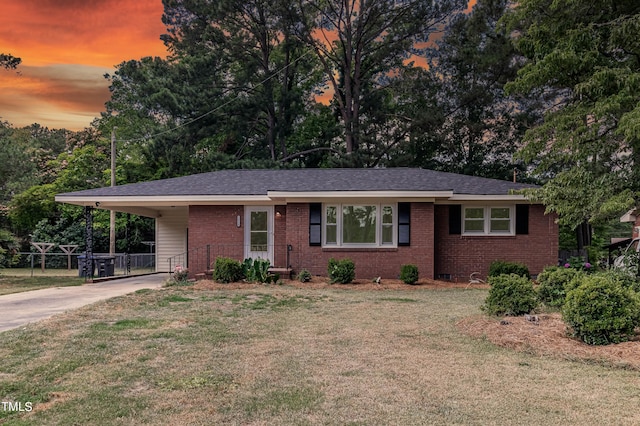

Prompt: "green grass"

[0,286,639,424]
[0,275,84,295]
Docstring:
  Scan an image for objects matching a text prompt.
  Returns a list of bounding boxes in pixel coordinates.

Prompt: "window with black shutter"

[516,204,529,235]
[398,202,410,246]
[309,203,322,246]
[449,205,462,235]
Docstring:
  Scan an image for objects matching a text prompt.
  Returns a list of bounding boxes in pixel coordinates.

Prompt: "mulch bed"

[457,313,640,370]
[191,275,490,291]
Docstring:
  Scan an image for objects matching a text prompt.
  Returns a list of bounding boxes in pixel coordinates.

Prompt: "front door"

[244,206,274,264]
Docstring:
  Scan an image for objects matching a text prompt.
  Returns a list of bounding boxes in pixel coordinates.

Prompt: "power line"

[116,50,313,143]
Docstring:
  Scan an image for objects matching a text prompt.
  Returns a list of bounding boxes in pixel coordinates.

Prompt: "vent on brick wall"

[437,273,452,280]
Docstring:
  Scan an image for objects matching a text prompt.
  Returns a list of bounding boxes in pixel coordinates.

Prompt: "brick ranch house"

[55,168,558,281]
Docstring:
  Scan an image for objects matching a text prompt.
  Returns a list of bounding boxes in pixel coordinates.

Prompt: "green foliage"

[536,266,584,308]
[297,269,312,283]
[328,258,355,284]
[483,274,538,316]
[421,0,537,179]
[0,228,18,268]
[503,1,640,228]
[400,264,419,285]
[562,256,593,273]
[488,260,530,279]
[563,273,640,345]
[213,257,243,283]
[242,258,276,284]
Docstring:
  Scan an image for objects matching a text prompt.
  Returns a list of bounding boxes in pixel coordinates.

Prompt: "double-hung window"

[324,203,396,247]
[463,206,514,235]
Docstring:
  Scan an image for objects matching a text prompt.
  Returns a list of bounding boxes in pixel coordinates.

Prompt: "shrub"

[488,260,530,279]
[563,274,640,345]
[605,268,640,293]
[562,256,594,273]
[328,258,355,284]
[482,273,538,316]
[400,264,419,285]
[242,258,273,283]
[297,269,312,283]
[536,266,583,308]
[213,257,243,283]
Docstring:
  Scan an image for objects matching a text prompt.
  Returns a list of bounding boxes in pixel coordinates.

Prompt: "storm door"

[244,206,274,264]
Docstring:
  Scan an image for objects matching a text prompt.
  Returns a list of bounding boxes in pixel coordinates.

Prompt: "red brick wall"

[186,203,558,282]
[188,205,244,274]
[434,204,558,281]
[284,203,436,280]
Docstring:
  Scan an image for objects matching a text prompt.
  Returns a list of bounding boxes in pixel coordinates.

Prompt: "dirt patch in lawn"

[457,313,640,370]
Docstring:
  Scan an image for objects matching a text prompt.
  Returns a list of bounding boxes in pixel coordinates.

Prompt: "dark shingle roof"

[57,168,536,198]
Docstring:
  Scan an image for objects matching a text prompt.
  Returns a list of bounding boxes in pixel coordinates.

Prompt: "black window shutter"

[309,203,322,246]
[398,202,410,246]
[516,204,529,235]
[449,205,462,235]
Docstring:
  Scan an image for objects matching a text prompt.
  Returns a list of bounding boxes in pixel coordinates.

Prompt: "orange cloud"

[0,0,167,129]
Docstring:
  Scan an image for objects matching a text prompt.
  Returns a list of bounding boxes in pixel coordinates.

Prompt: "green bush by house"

[400,264,419,285]
[537,266,584,308]
[488,260,530,279]
[213,257,243,283]
[483,273,538,316]
[563,274,640,345]
[328,258,355,284]
[297,269,312,283]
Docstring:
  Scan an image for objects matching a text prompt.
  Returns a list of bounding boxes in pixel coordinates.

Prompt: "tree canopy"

[503,0,640,227]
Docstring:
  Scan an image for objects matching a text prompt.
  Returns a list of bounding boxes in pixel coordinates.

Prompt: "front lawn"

[0,275,84,296]
[1,284,638,424]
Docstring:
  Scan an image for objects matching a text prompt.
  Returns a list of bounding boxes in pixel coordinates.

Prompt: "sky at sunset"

[1,0,477,131]
[0,0,168,130]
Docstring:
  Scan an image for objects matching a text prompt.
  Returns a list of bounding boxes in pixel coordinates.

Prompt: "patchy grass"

[0,275,84,295]
[1,285,640,424]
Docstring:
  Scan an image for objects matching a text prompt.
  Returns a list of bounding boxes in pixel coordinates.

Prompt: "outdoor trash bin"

[78,254,95,278]
[95,256,115,277]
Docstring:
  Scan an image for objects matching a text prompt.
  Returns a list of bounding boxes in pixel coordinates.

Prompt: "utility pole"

[109,127,117,257]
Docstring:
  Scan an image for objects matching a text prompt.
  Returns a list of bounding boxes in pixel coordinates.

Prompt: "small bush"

[562,256,594,273]
[213,257,243,283]
[328,258,355,284]
[482,274,538,316]
[171,265,189,283]
[536,266,583,308]
[488,260,530,279]
[563,274,640,345]
[297,269,312,283]
[242,258,273,283]
[400,264,419,285]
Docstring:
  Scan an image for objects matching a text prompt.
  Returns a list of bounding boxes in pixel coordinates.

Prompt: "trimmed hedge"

[213,257,243,283]
[483,273,538,316]
[488,260,530,279]
[536,266,583,308]
[563,274,640,345]
[400,264,419,285]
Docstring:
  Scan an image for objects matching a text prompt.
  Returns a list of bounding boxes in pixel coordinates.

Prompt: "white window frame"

[463,205,515,236]
[323,203,397,247]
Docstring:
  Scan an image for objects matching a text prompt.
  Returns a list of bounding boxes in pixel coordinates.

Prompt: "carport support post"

[85,206,94,282]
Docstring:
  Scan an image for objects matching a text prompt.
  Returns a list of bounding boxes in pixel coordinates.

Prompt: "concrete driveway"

[0,273,168,332]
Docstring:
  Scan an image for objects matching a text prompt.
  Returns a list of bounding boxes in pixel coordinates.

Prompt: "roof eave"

[266,190,454,202]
